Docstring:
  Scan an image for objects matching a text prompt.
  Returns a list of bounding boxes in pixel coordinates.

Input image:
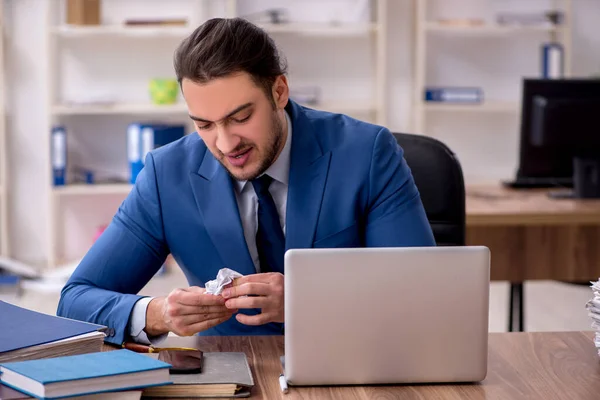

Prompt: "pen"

[279,374,289,394]
[121,342,199,353]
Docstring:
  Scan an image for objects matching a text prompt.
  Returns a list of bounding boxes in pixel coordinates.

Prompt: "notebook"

[0,302,106,363]
[0,350,172,399]
[142,352,254,398]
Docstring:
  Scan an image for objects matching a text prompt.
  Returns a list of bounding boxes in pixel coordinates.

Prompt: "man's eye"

[197,123,212,130]
[233,114,251,123]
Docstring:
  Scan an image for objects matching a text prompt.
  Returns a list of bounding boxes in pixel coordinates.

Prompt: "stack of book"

[0,350,171,399]
[0,301,256,398]
[587,280,600,356]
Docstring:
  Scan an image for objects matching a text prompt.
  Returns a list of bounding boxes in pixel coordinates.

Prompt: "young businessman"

[57,18,436,345]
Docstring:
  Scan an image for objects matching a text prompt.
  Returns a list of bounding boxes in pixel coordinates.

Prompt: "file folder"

[51,127,67,186]
[128,124,185,183]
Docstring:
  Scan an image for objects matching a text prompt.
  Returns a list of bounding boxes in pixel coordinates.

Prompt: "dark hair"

[174,18,287,103]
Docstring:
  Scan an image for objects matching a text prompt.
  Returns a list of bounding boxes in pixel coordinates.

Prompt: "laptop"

[283,246,490,386]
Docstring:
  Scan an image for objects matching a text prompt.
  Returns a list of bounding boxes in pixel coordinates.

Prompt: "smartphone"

[158,349,204,374]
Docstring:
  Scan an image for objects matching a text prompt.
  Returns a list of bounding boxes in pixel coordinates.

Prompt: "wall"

[4,0,600,266]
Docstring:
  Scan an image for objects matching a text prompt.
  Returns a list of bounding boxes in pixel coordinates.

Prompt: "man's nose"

[215,125,241,155]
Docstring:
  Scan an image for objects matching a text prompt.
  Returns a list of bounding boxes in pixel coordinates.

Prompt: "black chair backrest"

[393,133,466,246]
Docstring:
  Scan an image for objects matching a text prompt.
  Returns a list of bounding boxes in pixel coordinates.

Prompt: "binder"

[424,87,483,103]
[140,124,185,165]
[541,42,564,79]
[128,124,185,183]
[51,127,67,186]
[127,124,144,184]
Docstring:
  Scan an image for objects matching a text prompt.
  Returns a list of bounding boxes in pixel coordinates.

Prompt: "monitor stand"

[548,157,600,199]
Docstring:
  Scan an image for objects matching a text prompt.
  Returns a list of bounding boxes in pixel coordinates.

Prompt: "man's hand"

[221,272,284,325]
[145,287,235,337]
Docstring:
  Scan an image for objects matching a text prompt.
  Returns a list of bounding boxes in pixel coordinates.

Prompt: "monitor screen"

[516,79,600,184]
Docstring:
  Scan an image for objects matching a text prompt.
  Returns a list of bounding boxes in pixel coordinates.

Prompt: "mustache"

[219,142,254,157]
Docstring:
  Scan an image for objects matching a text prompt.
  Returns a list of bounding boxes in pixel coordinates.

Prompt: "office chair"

[392,133,466,246]
[394,132,523,332]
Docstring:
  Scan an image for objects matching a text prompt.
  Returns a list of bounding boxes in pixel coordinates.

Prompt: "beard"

[218,110,285,182]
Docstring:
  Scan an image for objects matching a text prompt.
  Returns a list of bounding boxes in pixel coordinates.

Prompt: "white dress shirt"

[129,111,292,344]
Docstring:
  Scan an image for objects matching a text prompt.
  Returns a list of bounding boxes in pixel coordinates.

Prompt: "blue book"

[0,302,105,355]
[0,350,172,399]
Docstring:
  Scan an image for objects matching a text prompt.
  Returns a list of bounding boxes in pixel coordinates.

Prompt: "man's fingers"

[232,273,274,286]
[174,290,226,307]
[175,311,233,327]
[182,286,205,293]
[223,282,271,299]
[184,314,234,335]
[235,312,272,326]
[169,304,231,317]
[225,295,270,310]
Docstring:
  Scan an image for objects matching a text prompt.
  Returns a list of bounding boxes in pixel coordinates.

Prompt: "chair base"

[508,283,524,332]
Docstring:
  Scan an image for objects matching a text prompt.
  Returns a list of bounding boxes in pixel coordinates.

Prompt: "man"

[57,18,436,346]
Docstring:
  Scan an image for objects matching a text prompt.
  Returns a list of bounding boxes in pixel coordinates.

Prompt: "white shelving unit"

[44,0,388,267]
[0,0,9,257]
[52,183,134,197]
[412,0,573,135]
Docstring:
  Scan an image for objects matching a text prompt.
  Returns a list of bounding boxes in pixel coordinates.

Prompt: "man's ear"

[272,75,289,109]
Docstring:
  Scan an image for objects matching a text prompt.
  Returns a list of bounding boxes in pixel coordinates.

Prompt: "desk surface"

[466,184,600,226]
[107,331,600,399]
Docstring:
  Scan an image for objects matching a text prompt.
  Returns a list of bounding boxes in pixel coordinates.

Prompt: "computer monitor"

[528,80,600,199]
[512,79,600,194]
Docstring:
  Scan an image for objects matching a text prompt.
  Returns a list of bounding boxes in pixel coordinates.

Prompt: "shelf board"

[51,22,378,38]
[423,22,564,35]
[300,101,376,114]
[53,183,133,196]
[423,101,519,113]
[52,103,188,116]
[53,101,374,116]
[257,22,377,36]
[52,25,192,38]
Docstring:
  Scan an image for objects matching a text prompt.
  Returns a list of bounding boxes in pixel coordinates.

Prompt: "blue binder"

[128,124,185,183]
[127,124,144,184]
[51,127,67,186]
[541,42,564,79]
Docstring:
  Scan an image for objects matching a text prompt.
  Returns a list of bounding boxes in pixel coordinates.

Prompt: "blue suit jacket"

[57,100,436,345]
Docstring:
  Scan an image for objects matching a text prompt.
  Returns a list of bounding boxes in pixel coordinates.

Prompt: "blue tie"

[251,175,285,274]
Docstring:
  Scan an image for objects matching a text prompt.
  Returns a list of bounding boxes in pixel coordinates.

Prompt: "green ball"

[149,79,179,105]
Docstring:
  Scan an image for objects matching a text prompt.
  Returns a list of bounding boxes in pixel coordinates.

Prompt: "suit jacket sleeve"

[364,128,436,247]
[57,153,170,345]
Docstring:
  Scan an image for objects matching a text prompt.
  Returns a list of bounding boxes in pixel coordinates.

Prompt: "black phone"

[158,349,204,374]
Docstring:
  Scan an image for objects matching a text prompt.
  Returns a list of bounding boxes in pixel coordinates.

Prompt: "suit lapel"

[285,101,332,250]
[189,150,256,276]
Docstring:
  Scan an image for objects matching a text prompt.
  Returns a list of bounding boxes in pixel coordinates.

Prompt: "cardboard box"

[66,0,101,25]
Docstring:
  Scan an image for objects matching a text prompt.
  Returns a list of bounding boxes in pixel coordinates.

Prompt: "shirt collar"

[234,110,292,193]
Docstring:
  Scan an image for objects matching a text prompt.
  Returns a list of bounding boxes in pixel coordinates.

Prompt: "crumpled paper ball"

[205,268,243,295]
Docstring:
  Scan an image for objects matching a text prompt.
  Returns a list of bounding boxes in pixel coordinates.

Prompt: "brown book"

[142,352,254,398]
[0,384,141,400]
[0,384,31,400]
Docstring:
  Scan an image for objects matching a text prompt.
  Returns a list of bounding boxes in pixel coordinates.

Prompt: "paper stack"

[586,280,600,355]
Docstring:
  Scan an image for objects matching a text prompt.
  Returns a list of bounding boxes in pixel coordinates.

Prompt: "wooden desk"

[106,332,600,399]
[466,184,600,282]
